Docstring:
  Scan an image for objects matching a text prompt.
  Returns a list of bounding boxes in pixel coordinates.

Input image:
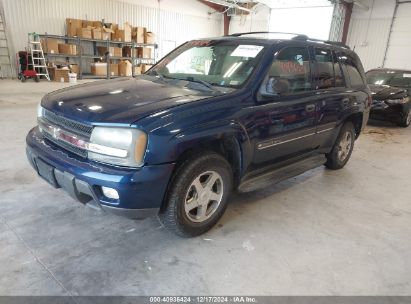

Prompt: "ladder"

[0,5,12,79]
[28,32,50,81]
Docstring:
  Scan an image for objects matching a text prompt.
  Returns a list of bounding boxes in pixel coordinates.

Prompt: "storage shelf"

[44,53,78,57]
[82,74,112,79]
[39,33,158,79]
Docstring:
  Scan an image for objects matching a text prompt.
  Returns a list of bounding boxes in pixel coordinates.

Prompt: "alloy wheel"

[337,131,352,162]
[184,171,224,223]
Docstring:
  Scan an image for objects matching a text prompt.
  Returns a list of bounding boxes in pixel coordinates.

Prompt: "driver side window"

[261,47,312,96]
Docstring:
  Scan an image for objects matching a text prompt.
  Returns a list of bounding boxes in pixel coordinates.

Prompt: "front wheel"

[398,109,411,128]
[325,122,355,170]
[159,152,233,237]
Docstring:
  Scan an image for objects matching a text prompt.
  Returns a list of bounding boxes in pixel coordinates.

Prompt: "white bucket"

[68,73,77,84]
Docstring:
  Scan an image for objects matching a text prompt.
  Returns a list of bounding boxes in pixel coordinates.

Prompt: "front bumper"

[370,101,405,122]
[26,127,175,219]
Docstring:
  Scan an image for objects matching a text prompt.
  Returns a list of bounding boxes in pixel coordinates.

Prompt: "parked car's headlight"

[88,127,147,168]
[386,97,409,105]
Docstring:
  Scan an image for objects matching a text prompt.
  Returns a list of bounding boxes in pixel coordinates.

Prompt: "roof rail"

[230,31,350,49]
[230,31,304,37]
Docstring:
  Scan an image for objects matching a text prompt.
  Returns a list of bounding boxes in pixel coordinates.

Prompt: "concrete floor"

[0,79,411,296]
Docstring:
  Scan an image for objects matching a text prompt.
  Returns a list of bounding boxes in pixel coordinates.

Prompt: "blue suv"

[26,32,371,237]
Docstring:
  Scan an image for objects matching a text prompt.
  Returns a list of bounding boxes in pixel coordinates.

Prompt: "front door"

[250,46,319,164]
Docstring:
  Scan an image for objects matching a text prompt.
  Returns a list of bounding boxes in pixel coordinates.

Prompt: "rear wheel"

[159,152,233,237]
[398,109,411,128]
[21,76,26,83]
[325,122,355,170]
[34,76,40,82]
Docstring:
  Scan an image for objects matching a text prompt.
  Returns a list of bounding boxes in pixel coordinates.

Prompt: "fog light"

[101,186,119,200]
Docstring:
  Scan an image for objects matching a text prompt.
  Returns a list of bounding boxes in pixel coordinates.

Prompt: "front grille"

[44,109,93,137]
[43,132,88,158]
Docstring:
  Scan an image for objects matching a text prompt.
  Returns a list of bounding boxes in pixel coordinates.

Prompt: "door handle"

[305,104,316,112]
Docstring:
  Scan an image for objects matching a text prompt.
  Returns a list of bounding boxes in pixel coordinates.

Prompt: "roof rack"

[229,31,350,49]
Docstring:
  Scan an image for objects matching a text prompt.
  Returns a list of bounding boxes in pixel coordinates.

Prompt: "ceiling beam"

[198,0,231,36]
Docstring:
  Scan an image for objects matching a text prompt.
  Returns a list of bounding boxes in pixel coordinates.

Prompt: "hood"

[41,76,215,125]
[369,84,408,101]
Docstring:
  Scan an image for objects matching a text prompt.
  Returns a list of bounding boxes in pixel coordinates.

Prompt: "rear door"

[251,46,320,164]
[312,47,348,149]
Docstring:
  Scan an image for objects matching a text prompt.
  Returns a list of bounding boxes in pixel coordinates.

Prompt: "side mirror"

[260,77,289,98]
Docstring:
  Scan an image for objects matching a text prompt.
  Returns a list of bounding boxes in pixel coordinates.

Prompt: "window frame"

[336,51,366,89]
[313,47,337,91]
[332,50,346,88]
[258,45,315,100]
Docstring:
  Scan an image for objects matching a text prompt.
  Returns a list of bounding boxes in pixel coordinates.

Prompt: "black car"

[366,68,411,127]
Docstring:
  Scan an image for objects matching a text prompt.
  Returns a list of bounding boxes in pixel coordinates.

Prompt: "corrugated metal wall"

[1,0,222,77]
[347,18,392,71]
[385,2,411,70]
[345,0,396,71]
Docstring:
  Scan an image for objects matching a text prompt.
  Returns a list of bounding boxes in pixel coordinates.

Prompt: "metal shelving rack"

[39,33,157,79]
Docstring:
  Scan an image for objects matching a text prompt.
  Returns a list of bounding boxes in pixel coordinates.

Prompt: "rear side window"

[338,53,365,88]
[314,48,335,89]
[262,47,312,95]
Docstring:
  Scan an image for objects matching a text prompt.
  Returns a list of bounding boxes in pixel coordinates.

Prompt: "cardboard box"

[41,39,60,54]
[145,32,155,44]
[92,28,102,40]
[119,60,132,77]
[77,27,92,39]
[122,46,137,57]
[97,46,108,57]
[47,67,56,81]
[55,68,69,82]
[142,64,153,73]
[93,21,103,28]
[112,47,122,57]
[96,46,121,57]
[110,63,119,76]
[69,64,79,75]
[102,28,114,40]
[113,22,131,42]
[66,18,83,37]
[58,44,77,55]
[82,20,94,28]
[110,23,119,31]
[91,62,107,76]
[133,26,146,44]
[137,47,151,59]
[134,65,142,75]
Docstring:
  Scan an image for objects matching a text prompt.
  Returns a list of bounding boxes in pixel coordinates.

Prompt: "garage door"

[385,2,411,69]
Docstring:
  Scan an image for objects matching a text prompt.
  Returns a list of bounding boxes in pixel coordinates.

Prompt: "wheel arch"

[342,111,364,138]
[158,122,249,212]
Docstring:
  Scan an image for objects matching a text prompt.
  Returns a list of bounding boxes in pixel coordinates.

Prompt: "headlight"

[88,127,147,167]
[37,103,44,118]
[386,97,409,105]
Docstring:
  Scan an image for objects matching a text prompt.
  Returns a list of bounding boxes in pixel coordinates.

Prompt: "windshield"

[148,40,266,88]
[366,70,411,88]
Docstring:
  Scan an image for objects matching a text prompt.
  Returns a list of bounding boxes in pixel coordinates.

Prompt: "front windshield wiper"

[147,72,220,92]
[184,77,216,90]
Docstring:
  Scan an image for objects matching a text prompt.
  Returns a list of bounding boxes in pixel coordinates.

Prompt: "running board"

[238,154,327,193]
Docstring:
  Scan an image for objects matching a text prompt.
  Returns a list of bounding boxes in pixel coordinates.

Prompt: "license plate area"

[35,158,59,188]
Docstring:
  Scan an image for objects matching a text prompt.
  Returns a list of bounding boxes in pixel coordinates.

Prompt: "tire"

[159,152,233,237]
[325,122,355,170]
[34,76,40,83]
[397,109,411,128]
[21,77,26,83]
